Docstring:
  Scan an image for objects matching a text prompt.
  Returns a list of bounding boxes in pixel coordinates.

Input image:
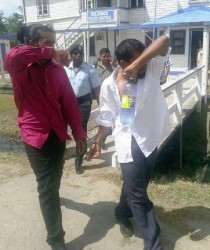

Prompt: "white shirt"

[96,52,170,163]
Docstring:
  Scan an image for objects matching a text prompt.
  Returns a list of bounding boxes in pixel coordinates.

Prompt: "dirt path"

[0,135,210,249]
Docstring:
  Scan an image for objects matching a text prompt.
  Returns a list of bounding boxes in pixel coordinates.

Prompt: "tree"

[0,11,6,32]
[4,12,23,33]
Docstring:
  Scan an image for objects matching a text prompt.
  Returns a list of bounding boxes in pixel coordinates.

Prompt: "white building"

[21,0,210,72]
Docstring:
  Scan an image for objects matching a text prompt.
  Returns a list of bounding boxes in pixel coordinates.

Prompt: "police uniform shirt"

[65,61,100,98]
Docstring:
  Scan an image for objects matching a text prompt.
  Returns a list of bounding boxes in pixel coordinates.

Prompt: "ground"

[0,95,210,249]
[0,133,210,250]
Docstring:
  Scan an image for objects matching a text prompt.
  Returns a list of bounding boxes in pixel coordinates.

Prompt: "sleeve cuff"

[41,47,55,59]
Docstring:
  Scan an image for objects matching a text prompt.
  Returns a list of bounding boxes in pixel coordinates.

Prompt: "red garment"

[4,45,86,148]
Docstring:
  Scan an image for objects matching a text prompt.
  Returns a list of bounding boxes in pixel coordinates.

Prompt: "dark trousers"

[115,136,162,250]
[24,130,66,246]
[76,98,92,165]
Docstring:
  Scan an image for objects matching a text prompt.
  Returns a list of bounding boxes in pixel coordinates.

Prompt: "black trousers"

[76,98,92,164]
[115,136,162,250]
[24,130,66,246]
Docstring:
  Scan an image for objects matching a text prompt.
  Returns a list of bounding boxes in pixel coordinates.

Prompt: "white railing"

[88,66,205,167]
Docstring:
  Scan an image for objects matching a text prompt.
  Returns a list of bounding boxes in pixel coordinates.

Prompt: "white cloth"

[96,52,170,163]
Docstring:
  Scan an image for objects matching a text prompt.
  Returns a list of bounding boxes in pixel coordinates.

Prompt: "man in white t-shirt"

[88,35,170,250]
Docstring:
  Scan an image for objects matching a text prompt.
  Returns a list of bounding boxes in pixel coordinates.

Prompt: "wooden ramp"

[158,68,204,151]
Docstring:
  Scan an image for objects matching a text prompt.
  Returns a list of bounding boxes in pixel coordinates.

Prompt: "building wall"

[145,0,189,21]
[128,8,147,24]
[49,0,79,18]
[24,0,38,23]
[24,0,79,24]
[22,0,210,69]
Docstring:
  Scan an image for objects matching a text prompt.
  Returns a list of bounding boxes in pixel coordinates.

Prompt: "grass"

[0,92,27,168]
[154,99,209,181]
[0,93,19,139]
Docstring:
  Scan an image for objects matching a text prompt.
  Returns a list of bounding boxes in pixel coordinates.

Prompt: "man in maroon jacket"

[4,24,87,250]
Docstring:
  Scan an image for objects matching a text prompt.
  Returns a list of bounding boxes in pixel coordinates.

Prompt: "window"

[130,0,144,8]
[97,0,111,7]
[89,36,96,56]
[170,30,186,54]
[37,0,49,16]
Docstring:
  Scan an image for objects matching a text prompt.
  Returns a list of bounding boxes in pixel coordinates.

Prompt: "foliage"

[0,8,23,33]
[0,11,6,32]
[4,13,23,33]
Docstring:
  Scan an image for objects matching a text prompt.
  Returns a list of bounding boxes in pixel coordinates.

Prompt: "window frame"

[37,0,49,17]
[130,0,144,8]
[89,36,96,56]
[170,30,186,55]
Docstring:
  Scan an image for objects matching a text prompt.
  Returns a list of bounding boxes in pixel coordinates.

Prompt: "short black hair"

[114,39,145,63]
[16,24,55,45]
[16,25,29,44]
[69,44,83,55]
[99,48,110,55]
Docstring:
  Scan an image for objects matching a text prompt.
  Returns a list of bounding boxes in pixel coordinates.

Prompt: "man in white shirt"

[88,35,170,250]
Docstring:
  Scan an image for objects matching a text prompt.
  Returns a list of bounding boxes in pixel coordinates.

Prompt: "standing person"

[94,48,117,84]
[160,56,172,85]
[88,35,170,250]
[197,40,203,67]
[4,24,87,250]
[65,44,100,174]
[94,48,117,145]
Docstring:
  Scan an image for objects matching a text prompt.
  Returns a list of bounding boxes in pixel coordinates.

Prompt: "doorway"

[189,29,203,69]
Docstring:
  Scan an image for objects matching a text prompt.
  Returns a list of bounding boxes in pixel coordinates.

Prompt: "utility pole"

[116,0,120,44]
[0,48,6,83]
[153,0,157,40]
[86,0,90,62]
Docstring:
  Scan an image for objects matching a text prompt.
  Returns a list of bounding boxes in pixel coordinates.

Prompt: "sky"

[0,0,22,17]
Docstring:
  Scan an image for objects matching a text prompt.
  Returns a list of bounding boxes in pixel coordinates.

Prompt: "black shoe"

[75,158,83,174]
[117,218,133,238]
[75,165,82,174]
[51,243,66,250]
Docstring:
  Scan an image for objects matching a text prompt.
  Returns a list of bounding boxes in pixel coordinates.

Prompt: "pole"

[202,26,210,99]
[86,0,90,62]
[153,0,157,40]
[116,0,120,44]
[0,48,6,83]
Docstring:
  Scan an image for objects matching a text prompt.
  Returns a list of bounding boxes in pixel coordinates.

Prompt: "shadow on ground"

[61,196,210,250]
[157,205,210,250]
[61,197,117,250]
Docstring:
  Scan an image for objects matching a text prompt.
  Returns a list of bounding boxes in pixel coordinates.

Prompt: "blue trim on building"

[0,33,16,40]
[142,5,210,28]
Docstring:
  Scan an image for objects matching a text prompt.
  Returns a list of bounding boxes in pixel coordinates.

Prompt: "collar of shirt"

[69,61,85,70]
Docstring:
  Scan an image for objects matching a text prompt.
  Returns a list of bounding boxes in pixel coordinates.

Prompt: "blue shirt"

[65,62,100,98]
